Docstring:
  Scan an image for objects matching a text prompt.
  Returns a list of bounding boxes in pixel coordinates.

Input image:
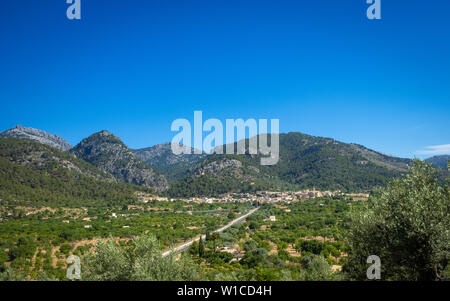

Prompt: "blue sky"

[0,0,449,158]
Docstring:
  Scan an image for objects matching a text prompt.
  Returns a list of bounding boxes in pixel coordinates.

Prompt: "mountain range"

[0,125,448,200]
[166,133,414,196]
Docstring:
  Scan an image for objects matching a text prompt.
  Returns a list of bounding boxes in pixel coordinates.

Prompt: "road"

[162,207,259,257]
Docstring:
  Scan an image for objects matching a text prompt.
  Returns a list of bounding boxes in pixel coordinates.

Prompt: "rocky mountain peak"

[98,130,113,136]
[71,131,168,191]
[0,125,72,151]
[13,125,25,130]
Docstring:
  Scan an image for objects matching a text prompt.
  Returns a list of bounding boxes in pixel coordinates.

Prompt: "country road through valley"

[162,207,260,257]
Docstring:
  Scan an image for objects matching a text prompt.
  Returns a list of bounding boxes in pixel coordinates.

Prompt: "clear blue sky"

[1,0,449,158]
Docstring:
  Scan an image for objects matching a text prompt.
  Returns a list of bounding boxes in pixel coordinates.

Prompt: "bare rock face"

[134,142,205,166]
[71,130,168,191]
[0,125,72,151]
[194,158,243,177]
[133,143,207,181]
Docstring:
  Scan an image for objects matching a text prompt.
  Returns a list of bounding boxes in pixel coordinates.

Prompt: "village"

[138,189,370,205]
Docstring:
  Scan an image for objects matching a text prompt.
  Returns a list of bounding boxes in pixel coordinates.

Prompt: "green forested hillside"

[0,130,415,199]
[269,133,410,190]
[0,138,114,182]
[167,132,412,196]
[0,138,148,207]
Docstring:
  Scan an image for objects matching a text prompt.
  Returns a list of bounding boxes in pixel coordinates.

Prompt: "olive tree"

[82,234,201,281]
[344,160,449,280]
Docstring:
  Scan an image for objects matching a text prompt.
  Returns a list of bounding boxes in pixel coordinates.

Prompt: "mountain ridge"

[166,132,413,196]
[0,137,146,206]
[425,155,450,170]
[0,125,422,196]
[133,142,207,182]
[0,125,72,151]
[71,130,169,191]
[0,137,115,182]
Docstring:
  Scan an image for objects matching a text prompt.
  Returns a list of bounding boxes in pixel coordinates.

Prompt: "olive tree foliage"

[211,255,337,281]
[0,266,26,281]
[82,234,202,281]
[344,160,450,280]
[299,255,335,281]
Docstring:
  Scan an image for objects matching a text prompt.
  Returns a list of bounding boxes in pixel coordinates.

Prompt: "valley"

[0,125,447,281]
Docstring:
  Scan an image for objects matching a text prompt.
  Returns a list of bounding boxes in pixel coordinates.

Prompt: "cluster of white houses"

[137,189,368,205]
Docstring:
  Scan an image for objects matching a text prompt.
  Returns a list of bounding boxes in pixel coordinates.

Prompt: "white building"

[265,216,276,222]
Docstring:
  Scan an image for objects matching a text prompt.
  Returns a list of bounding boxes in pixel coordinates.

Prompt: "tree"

[60,243,72,255]
[198,237,205,258]
[189,241,199,256]
[243,240,258,253]
[0,267,26,281]
[210,233,219,252]
[82,234,201,281]
[300,255,334,281]
[240,248,269,268]
[296,240,325,255]
[344,160,450,280]
[0,249,8,266]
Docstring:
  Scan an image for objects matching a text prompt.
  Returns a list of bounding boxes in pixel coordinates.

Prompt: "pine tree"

[198,237,205,258]
[211,233,219,253]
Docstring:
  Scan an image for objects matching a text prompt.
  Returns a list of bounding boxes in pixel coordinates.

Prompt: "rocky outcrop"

[0,125,72,151]
[134,143,205,166]
[194,158,243,177]
[133,143,207,181]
